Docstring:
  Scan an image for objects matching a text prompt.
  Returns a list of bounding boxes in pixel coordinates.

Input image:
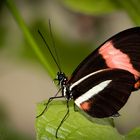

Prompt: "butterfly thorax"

[55,72,72,100]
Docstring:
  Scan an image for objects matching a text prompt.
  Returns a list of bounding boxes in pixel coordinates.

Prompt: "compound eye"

[58,75,63,80]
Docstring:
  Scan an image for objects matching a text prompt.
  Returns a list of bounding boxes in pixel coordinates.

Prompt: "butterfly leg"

[55,100,70,138]
[36,88,63,118]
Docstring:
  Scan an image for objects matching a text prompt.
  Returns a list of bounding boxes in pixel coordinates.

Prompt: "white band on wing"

[75,80,112,107]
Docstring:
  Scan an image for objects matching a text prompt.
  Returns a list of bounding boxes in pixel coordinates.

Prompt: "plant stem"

[5,0,56,78]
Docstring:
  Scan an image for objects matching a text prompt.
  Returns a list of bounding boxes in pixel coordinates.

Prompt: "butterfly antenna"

[38,30,62,72]
[55,100,70,138]
[48,20,61,72]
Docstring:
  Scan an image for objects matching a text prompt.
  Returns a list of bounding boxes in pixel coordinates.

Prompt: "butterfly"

[37,26,140,138]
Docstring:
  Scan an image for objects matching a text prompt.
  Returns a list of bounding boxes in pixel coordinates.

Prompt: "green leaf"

[59,0,120,15]
[125,127,140,140]
[36,100,123,140]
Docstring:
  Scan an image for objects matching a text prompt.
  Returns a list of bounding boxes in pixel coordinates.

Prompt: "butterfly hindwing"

[70,69,135,118]
[69,27,140,84]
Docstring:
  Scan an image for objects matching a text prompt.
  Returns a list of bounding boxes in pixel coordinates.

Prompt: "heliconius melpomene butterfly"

[37,26,140,138]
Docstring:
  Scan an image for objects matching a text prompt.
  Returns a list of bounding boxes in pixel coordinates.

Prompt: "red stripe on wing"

[99,41,140,79]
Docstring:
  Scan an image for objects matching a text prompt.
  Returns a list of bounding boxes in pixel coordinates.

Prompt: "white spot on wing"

[75,80,112,107]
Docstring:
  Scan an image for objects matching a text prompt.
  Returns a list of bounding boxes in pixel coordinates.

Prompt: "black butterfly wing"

[70,69,136,118]
[69,27,140,84]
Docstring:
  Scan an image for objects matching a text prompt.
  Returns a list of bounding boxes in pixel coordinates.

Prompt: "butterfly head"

[55,72,68,86]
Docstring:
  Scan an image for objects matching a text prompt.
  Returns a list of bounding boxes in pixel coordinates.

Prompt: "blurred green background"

[0,0,140,139]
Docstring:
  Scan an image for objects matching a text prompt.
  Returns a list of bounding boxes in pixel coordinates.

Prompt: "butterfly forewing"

[70,69,135,118]
[69,27,140,84]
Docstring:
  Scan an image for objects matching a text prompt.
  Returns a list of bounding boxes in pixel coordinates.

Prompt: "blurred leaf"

[0,26,7,48]
[0,102,8,122]
[125,127,140,140]
[114,0,140,25]
[59,0,121,15]
[36,100,124,140]
[0,0,5,11]
[60,0,140,25]
[5,0,56,78]
[0,123,33,140]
